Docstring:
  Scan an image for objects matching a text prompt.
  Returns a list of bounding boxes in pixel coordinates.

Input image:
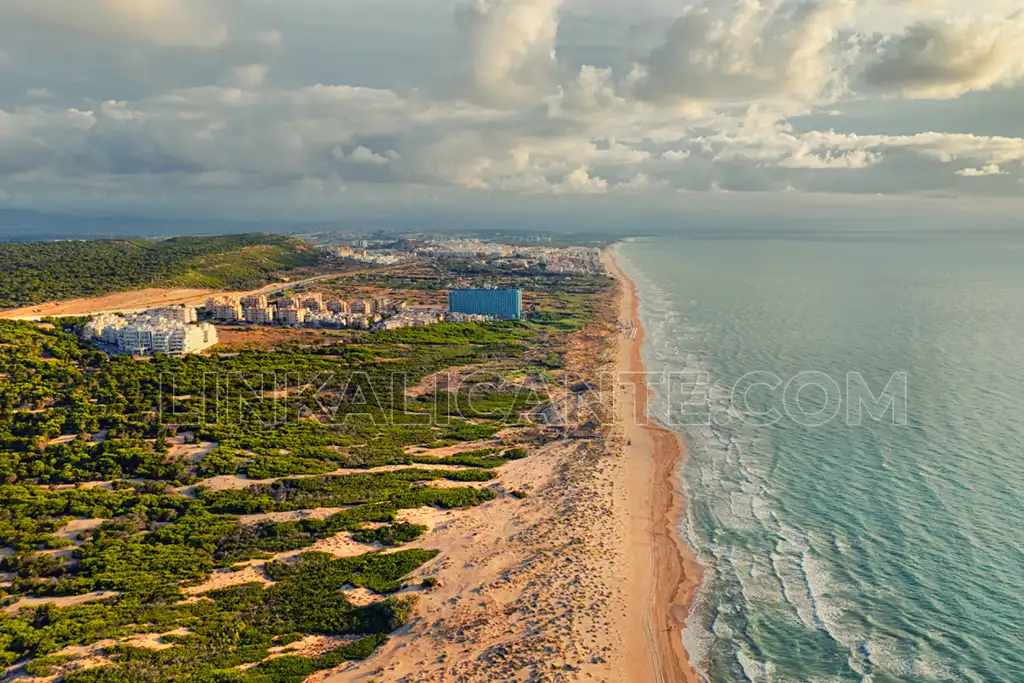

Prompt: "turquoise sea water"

[615,234,1024,683]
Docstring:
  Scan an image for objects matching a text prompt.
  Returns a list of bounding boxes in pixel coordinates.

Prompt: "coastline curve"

[603,245,705,683]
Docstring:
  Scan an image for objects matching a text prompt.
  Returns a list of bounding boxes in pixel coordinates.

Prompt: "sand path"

[0,288,221,320]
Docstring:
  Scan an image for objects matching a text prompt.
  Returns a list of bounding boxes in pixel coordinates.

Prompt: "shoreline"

[603,247,705,683]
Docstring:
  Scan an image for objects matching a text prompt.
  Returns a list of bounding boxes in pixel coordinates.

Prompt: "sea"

[614,233,1024,683]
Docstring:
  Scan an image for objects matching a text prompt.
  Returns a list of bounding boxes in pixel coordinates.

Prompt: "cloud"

[455,0,564,106]
[223,65,269,89]
[956,164,1008,177]
[1,0,1024,211]
[554,167,608,194]
[336,145,399,166]
[862,11,1024,98]
[0,0,228,47]
[661,150,691,162]
[778,149,879,169]
[4,80,1023,202]
[184,170,244,187]
[552,66,621,114]
[628,0,856,104]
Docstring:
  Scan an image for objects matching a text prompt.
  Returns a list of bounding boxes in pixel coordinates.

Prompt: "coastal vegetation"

[0,234,326,309]
[0,258,613,680]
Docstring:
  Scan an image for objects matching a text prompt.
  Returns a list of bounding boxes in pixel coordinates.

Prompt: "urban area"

[77,238,603,356]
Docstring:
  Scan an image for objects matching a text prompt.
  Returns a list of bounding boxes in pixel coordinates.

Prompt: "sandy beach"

[604,249,704,683]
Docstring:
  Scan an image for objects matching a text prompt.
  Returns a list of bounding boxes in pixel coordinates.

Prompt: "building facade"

[241,294,269,309]
[327,299,349,314]
[147,305,198,324]
[82,312,217,355]
[206,296,242,322]
[277,307,306,325]
[302,293,324,312]
[243,306,275,324]
[447,289,523,320]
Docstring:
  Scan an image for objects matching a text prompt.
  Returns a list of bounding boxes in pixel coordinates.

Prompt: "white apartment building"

[145,305,198,324]
[82,312,217,355]
[83,314,126,343]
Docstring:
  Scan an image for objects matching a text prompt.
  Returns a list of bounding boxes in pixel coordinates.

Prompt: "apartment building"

[447,289,523,320]
[241,294,269,309]
[302,293,324,312]
[327,299,349,314]
[277,307,306,325]
[146,305,198,324]
[243,306,275,324]
[350,299,371,314]
[206,296,242,322]
[82,312,217,355]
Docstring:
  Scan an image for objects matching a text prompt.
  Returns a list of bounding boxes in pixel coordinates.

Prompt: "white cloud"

[552,66,621,114]
[778,149,879,169]
[661,150,691,162]
[3,84,1024,201]
[455,0,564,106]
[628,0,856,105]
[956,164,1008,177]
[337,146,399,166]
[613,173,656,192]
[554,167,608,194]
[1,0,1024,211]
[862,11,1024,98]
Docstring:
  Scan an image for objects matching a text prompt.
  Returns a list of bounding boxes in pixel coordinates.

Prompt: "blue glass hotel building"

[448,288,523,320]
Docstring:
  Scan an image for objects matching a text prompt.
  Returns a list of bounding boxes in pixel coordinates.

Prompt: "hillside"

[0,234,326,309]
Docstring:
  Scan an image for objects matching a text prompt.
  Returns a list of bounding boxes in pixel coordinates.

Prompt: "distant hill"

[0,208,286,242]
[0,234,327,309]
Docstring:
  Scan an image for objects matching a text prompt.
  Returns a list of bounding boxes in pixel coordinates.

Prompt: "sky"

[1,0,1023,220]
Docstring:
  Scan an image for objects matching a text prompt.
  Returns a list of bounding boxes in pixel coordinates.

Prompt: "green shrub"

[352,523,427,547]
